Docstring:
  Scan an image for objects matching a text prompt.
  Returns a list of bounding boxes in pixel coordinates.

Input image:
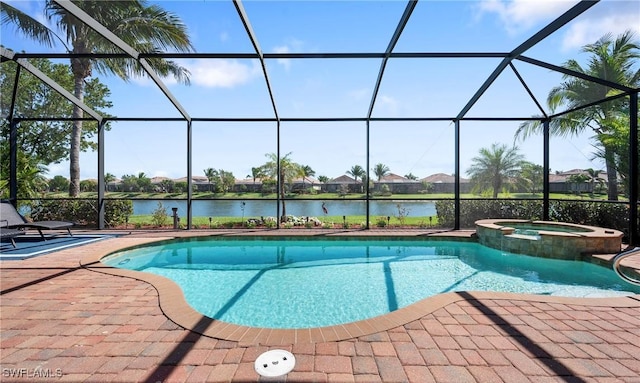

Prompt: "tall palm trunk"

[69,76,85,197]
[492,170,501,198]
[69,46,91,197]
[603,145,619,200]
[601,111,620,201]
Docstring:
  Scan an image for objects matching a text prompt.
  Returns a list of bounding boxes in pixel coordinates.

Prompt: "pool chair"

[0,223,25,248]
[0,201,73,240]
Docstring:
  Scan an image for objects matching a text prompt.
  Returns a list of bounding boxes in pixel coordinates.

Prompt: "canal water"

[133,199,437,218]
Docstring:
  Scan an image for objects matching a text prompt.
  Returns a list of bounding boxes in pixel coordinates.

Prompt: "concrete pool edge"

[80,234,640,345]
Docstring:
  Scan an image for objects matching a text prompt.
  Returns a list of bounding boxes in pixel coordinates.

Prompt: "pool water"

[500,222,592,233]
[510,223,589,238]
[102,237,640,329]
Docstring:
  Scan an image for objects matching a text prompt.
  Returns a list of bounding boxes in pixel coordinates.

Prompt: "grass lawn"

[126,214,438,229]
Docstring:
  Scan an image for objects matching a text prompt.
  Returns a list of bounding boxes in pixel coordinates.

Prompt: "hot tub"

[475,219,623,260]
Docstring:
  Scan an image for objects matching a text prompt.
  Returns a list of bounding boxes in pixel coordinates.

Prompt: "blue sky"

[2,0,639,181]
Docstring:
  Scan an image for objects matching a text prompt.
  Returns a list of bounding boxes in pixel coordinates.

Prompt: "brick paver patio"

[1,230,639,382]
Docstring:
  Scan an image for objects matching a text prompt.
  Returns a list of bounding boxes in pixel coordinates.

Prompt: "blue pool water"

[102,237,640,329]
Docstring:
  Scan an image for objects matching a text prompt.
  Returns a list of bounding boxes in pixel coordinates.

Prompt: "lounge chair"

[0,223,25,248]
[0,201,73,240]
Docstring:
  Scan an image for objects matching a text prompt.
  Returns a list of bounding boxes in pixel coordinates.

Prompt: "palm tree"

[372,163,390,181]
[136,171,151,192]
[567,173,590,195]
[261,152,302,220]
[104,172,116,191]
[466,143,525,198]
[593,113,637,196]
[346,165,365,182]
[218,169,235,193]
[404,173,418,180]
[249,167,263,184]
[515,31,639,201]
[585,168,605,194]
[1,1,194,197]
[0,151,48,203]
[203,168,217,193]
[158,179,173,193]
[346,165,365,193]
[300,165,315,192]
[519,162,544,195]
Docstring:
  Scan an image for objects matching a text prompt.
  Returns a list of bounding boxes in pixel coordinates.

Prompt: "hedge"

[435,199,634,241]
[29,199,133,228]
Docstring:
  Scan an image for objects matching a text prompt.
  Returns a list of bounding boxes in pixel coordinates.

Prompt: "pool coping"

[80,234,640,344]
[475,219,625,239]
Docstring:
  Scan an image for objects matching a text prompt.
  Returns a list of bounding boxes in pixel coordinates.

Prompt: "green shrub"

[29,199,132,228]
[548,200,631,238]
[30,199,93,224]
[151,202,169,227]
[376,217,387,228]
[395,204,409,225]
[549,200,590,224]
[434,200,455,227]
[104,200,133,227]
[435,199,543,228]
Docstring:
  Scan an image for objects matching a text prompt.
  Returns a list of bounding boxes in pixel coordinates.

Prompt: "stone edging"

[80,236,640,344]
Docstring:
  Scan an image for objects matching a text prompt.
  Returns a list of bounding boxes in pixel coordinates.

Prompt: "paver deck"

[1,229,639,382]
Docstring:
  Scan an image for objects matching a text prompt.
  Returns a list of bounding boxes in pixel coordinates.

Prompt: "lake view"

[133,199,437,218]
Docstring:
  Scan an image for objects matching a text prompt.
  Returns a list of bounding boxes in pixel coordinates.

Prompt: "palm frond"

[0,1,60,48]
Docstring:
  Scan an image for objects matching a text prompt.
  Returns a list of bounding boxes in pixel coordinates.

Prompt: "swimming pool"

[102,237,640,329]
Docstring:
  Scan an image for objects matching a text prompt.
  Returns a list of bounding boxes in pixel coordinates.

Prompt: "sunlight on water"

[103,238,640,328]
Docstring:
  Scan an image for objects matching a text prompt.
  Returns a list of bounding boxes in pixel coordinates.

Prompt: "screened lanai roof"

[2,0,638,122]
[1,0,638,242]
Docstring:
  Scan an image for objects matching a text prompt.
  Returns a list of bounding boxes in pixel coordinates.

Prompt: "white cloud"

[561,7,640,51]
[475,1,640,52]
[129,59,260,89]
[377,95,400,114]
[273,45,292,70]
[189,59,260,88]
[476,0,578,36]
[219,31,229,43]
[185,59,260,88]
[271,38,306,70]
